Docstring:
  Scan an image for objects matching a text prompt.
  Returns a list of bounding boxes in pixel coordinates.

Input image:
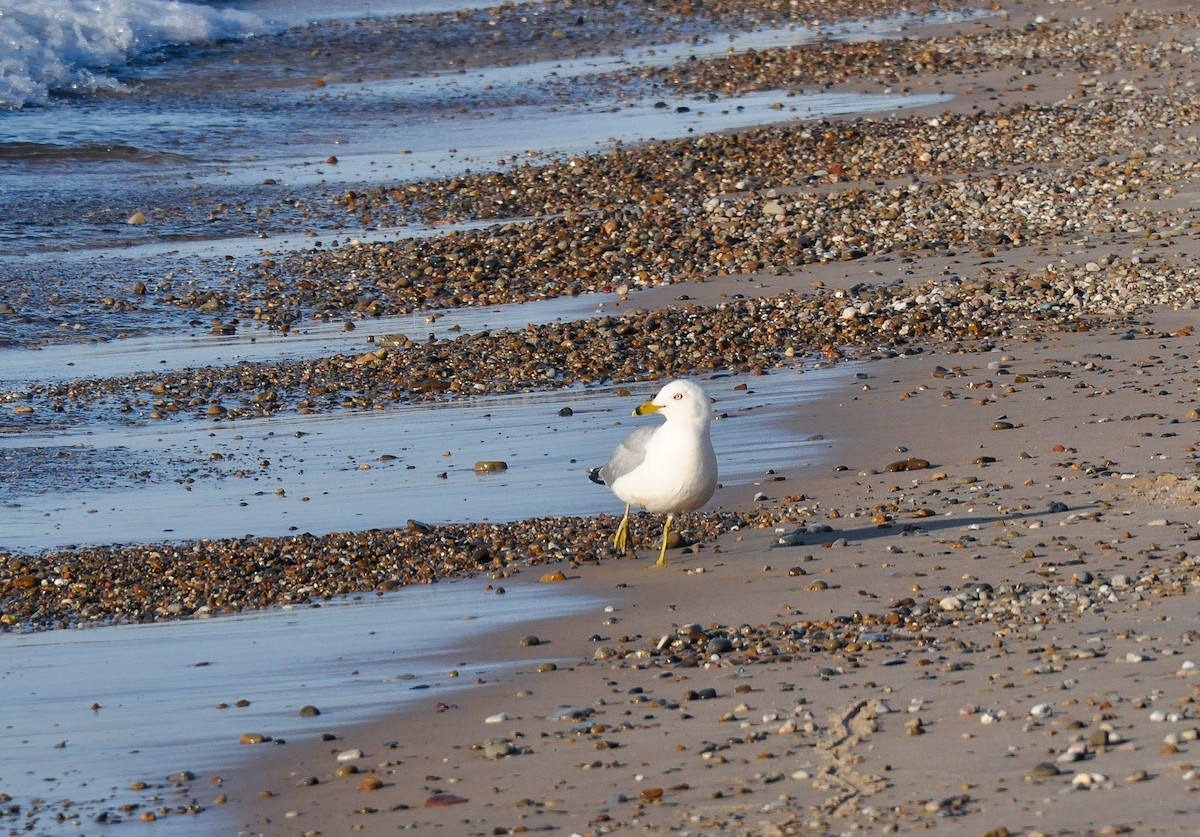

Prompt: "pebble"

[424,793,468,807]
[5,8,1200,833]
[1071,772,1107,789]
[483,739,517,759]
[883,458,930,472]
[1028,762,1061,779]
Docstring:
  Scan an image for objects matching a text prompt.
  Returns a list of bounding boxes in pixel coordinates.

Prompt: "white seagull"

[589,379,718,566]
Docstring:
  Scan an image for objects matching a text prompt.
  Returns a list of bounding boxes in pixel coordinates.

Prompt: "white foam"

[0,0,266,108]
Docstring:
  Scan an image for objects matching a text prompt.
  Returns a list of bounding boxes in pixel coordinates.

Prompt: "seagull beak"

[633,400,660,416]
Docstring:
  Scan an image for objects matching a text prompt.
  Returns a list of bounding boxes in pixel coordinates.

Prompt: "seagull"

[589,379,718,565]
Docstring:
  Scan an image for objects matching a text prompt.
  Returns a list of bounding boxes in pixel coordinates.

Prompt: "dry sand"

[212,0,1200,834]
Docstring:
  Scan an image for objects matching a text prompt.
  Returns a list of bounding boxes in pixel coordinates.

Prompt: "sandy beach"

[220,316,1200,835]
[213,0,1199,832]
[2,0,1199,834]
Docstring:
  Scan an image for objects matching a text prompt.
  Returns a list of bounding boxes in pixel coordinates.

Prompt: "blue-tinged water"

[0,0,970,543]
[0,0,961,545]
[0,2,957,825]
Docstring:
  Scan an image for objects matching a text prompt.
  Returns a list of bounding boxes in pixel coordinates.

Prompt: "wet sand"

[222,305,1199,836]
[2,0,1199,833]
[212,0,1200,831]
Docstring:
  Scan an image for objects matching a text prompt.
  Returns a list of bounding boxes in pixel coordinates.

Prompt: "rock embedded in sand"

[1028,762,1061,779]
[483,738,517,759]
[883,458,930,472]
[424,793,468,807]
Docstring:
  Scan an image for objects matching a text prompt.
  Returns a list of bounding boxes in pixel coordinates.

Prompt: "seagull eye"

[673,393,683,400]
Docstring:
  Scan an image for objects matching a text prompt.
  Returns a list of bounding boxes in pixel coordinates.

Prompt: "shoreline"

[221,307,1199,835]
[2,0,1199,832]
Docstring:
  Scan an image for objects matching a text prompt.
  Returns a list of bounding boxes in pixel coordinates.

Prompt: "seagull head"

[633,379,712,423]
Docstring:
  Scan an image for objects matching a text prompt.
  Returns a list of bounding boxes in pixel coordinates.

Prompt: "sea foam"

[0,0,265,108]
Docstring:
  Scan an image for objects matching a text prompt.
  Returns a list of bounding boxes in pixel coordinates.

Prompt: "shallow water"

[0,1,940,827]
[0,580,602,834]
[0,361,850,553]
[0,0,965,297]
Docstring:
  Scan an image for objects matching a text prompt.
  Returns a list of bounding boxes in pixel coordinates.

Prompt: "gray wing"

[590,426,656,486]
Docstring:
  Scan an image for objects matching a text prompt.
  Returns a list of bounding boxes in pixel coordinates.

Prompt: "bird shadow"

[762,505,1090,549]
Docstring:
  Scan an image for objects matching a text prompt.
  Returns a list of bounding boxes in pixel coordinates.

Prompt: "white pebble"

[336,748,364,762]
[485,712,509,724]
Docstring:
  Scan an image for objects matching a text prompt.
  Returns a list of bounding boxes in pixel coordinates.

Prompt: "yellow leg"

[655,514,675,566]
[613,504,632,554]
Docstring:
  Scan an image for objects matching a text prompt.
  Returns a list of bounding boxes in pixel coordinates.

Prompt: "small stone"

[358,776,383,792]
[883,458,930,472]
[539,570,567,583]
[473,460,508,473]
[298,705,321,717]
[239,733,267,745]
[483,739,516,759]
[425,793,469,807]
[1028,762,1060,779]
[336,748,364,762]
